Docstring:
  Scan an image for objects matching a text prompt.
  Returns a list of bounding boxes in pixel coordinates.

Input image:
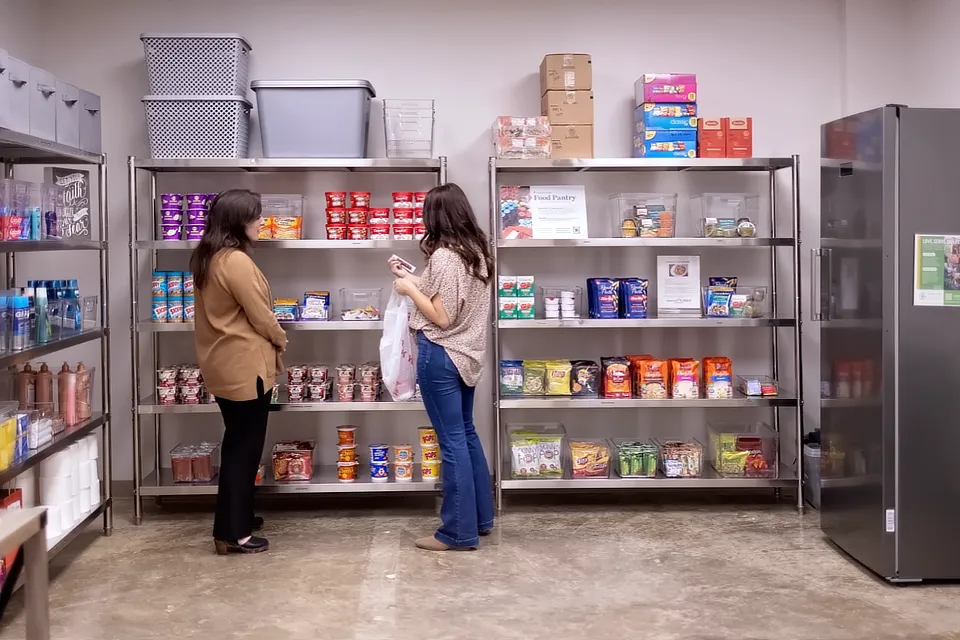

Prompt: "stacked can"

[336,425,358,482]
[392,191,426,240]
[418,426,440,482]
[156,364,210,405]
[325,191,373,241]
[160,193,213,241]
[285,364,331,402]
[151,271,195,323]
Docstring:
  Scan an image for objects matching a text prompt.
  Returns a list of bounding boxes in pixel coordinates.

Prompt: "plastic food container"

[421,445,440,462]
[421,460,441,482]
[368,208,390,224]
[337,461,358,483]
[337,445,357,463]
[170,442,220,483]
[393,445,414,463]
[709,422,779,478]
[394,462,413,482]
[370,461,389,483]
[369,224,390,239]
[261,194,304,218]
[251,80,376,158]
[369,444,389,463]
[326,208,346,225]
[393,224,414,240]
[340,288,381,321]
[655,438,703,478]
[609,193,677,238]
[737,375,779,397]
[418,426,437,447]
[507,423,565,479]
[701,286,768,318]
[347,225,369,240]
[614,440,658,478]
[326,224,347,240]
[325,192,346,208]
[337,425,357,446]
[349,192,371,208]
[272,440,315,481]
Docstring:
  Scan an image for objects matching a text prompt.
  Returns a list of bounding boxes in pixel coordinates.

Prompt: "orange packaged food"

[258,217,273,239]
[271,216,302,239]
[637,359,668,399]
[669,359,700,399]
[626,354,654,392]
[703,357,734,399]
[601,357,632,398]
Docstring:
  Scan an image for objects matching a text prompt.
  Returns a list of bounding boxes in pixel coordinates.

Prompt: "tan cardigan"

[194,249,287,401]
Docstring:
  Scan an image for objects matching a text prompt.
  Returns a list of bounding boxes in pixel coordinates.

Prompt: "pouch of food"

[511,440,541,477]
[500,360,524,396]
[638,359,668,399]
[569,440,610,478]
[571,360,600,397]
[620,278,649,319]
[587,278,620,319]
[601,357,632,398]
[627,355,654,391]
[669,359,700,399]
[522,361,547,395]
[537,436,563,476]
[704,357,733,399]
[545,360,572,395]
[704,287,733,317]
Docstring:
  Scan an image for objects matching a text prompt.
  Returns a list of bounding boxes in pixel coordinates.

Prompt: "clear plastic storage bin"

[709,421,779,478]
[609,193,677,238]
[507,423,565,479]
[701,285,768,318]
[260,194,304,218]
[383,99,435,158]
[568,438,612,479]
[692,193,760,238]
[655,438,703,478]
[339,288,382,321]
[737,375,779,397]
[170,442,221,483]
[540,286,582,319]
[613,439,658,478]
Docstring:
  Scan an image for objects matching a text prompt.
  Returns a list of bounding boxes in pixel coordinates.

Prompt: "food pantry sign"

[914,234,960,306]
[44,168,91,239]
[499,185,588,240]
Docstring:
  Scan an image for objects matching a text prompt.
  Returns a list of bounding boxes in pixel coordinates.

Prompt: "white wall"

[18,0,914,482]
[0,0,42,59]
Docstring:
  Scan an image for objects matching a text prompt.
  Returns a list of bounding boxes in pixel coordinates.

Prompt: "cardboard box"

[634,74,697,105]
[551,124,594,159]
[540,54,592,95]
[724,117,753,158]
[633,130,697,158]
[634,103,697,132]
[698,118,726,158]
[541,90,594,125]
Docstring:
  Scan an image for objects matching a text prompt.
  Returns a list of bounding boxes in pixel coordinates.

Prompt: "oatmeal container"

[308,365,329,383]
[337,382,355,401]
[185,193,207,208]
[187,209,207,224]
[157,367,178,387]
[160,208,183,224]
[286,384,305,402]
[359,383,379,402]
[157,386,178,405]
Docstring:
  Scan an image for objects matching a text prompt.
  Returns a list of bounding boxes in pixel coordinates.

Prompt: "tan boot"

[415,536,476,551]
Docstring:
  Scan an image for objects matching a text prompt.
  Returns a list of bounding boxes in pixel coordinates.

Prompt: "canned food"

[414,223,426,240]
[287,384,305,402]
[167,297,184,323]
[393,192,414,207]
[369,224,390,239]
[167,272,183,297]
[325,192,347,208]
[287,365,308,384]
[183,297,195,322]
[326,208,346,225]
[347,225,369,240]
[368,208,390,224]
[151,298,168,323]
[151,271,167,297]
[393,224,414,240]
[183,273,194,296]
[326,225,347,240]
[347,208,368,225]
[414,192,428,206]
[393,208,414,223]
[349,192,371,208]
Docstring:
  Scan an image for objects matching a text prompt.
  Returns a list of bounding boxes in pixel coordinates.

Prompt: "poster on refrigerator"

[914,234,960,307]
[499,185,588,240]
[43,167,91,240]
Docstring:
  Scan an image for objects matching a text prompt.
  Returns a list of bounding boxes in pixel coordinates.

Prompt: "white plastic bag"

[379,291,417,401]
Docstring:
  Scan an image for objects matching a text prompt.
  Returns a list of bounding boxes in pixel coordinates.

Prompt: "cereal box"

[634,74,698,105]
[634,103,698,132]
[633,130,698,159]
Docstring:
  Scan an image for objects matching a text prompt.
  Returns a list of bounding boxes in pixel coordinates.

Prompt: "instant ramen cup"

[337,461,359,483]
[337,426,357,446]
[394,461,413,482]
[421,460,441,482]
[393,444,414,463]
[418,427,437,446]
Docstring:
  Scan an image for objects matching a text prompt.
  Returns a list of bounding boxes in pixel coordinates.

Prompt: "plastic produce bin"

[383,98,434,158]
[339,288,382,321]
[709,421,779,478]
[0,51,30,134]
[79,90,102,154]
[142,95,252,159]
[691,193,760,219]
[568,439,612,479]
[803,444,821,509]
[506,423,565,479]
[55,80,80,149]
[251,80,375,158]
[140,33,252,96]
[29,67,57,141]
[610,192,677,238]
[655,438,703,478]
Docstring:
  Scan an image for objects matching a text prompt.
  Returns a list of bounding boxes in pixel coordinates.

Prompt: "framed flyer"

[914,234,960,306]
[657,255,701,316]
[499,185,588,240]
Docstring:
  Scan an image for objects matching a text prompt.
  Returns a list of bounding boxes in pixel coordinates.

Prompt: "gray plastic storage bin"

[79,90,102,154]
[0,51,30,134]
[141,33,252,96]
[29,67,57,141]
[55,80,80,149]
[251,80,375,158]
[142,95,251,159]
[802,444,821,510]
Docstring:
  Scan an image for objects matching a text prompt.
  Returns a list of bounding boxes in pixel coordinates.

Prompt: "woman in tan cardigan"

[190,189,287,555]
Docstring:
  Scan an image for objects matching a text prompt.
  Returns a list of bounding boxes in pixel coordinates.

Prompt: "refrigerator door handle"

[811,248,823,320]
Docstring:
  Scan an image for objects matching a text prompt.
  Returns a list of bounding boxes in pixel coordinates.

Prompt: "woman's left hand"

[394,273,417,296]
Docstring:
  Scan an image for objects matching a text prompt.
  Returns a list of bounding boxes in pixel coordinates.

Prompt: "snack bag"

[704,357,733,399]
[522,361,546,395]
[638,359,668,399]
[569,441,610,478]
[669,359,700,399]
[545,360,572,396]
[601,357,631,398]
[626,355,654,392]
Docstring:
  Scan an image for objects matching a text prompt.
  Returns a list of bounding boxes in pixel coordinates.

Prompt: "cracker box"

[550,124,594,159]
[541,90,594,125]
[724,117,753,158]
[634,103,698,132]
[516,298,536,319]
[516,275,535,297]
[634,74,697,105]
[633,130,698,159]
[540,54,592,95]
[698,118,726,158]
[499,297,519,319]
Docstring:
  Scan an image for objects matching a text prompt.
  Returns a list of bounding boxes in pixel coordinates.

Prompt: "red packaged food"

[349,191,371,208]
[272,441,315,481]
[413,207,424,223]
[414,192,428,205]
[326,224,348,240]
[393,192,414,207]
[369,224,391,239]
[368,208,390,224]
[347,225,369,240]
[393,224,414,240]
[325,192,346,208]
[393,208,414,222]
[414,223,426,239]
[326,207,346,225]
[347,208,368,225]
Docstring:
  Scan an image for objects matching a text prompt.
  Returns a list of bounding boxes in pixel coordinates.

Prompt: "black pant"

[213,377,271,541]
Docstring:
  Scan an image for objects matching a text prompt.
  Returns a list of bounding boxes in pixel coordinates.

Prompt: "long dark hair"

[190,189,261,290]
[420,183,493,283]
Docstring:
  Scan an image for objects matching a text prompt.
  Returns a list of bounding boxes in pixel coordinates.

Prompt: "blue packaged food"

[620,278,649,319]
[151,297,168,323]
[183,296,195,322]
[166,272,183,297]
[587,278,620,319]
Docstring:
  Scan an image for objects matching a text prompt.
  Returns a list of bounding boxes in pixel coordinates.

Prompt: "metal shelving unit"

[489,156,803,508]
[128,156,448,523]
[0,129,114,542]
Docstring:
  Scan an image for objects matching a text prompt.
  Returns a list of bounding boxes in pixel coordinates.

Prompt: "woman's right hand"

[387,256,420,282]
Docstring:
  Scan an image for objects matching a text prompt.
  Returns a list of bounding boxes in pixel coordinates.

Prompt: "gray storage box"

[0,51,30,134]
[29,66,57,141]
[79,90,102,154]
[802,443,821,510]
[142,95,251,159]
[251,80,375,158]
[55,80,80,149]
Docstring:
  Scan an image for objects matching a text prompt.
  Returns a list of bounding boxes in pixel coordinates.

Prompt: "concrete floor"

[0,498,959,640]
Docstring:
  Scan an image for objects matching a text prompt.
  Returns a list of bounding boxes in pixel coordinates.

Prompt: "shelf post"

[128,157,144,524]
[98,155,113,534]
[791,154,805,513]
[489,157,503,511]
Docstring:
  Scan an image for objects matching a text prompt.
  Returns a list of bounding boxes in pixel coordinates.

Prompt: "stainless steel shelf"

[48,500,109,558]
[0,329,105,369]
[139,320,384,332]
[498,317,796,329]
[140,466,440,495]
[0,127,104,165]
[493,157,794,173]
[133,157,443,173]
[0,240,105,253]
[0,414,106,486]
[501,465,796,490]
[137,397,425,414]
[499,394,798,409]
[497,237,793,248]
[137,239,421,251]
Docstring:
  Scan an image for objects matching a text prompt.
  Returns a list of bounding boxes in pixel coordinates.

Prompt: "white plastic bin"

[79,90,102,154]
[55,80,80,149]
[803,443,821,509]
[251,80,375,158]
[29,66,57,141]
[0,51,30,133]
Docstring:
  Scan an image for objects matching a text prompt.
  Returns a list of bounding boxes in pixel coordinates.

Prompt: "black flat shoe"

[479,529,492,537]
[253,516,264,531]
[214,536,269,555]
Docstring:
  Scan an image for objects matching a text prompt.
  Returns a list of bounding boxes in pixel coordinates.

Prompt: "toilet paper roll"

[40,476,70,505]
[71,496,81,521]
[79,461,91,489]
[41,452,71,478]
[86,435,98,460]
[70,470,79,496]
[15,470,38,508]
[79,488,91,514]
[88,485,100,508]
[44,506,62,539]
[69,444,81,474]
[90,461,99,484]
[60,499,74,530]
[76,437,89,462]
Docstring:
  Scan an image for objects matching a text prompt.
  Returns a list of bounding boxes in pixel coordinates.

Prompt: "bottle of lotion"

[16,363,35,410]
[58,362,77,426]
[75,362,91,420]
[35,362,53,410]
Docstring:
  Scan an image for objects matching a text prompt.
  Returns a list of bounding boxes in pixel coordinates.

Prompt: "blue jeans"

[417,331,494,547]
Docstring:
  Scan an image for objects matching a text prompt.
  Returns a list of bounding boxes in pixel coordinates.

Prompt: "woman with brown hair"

[190,189,287,555]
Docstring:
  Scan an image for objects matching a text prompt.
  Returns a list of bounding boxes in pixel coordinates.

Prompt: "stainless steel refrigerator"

[818,105,960,582]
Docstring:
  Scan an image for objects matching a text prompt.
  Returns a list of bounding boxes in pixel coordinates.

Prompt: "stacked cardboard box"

[632,74,698,158]
[698,117,753,158]
[540,54,593,159]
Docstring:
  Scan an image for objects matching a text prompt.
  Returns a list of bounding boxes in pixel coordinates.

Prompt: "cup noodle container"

[393,192,414,208]
[368,208,390,224]
[185,194,207,209]
[161,224,182,241]
[421,461,441,482]
[187,209,207,224]
[337,461,358,483]
[184,224,205,241]
[394,462,413,482]
[337,426,357,446]
[325,192,346,208]
[161,208,183,224]
[421,445,440,463]
[161,194,183,208]
[418,427,437,447]
[338,445,357,463]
